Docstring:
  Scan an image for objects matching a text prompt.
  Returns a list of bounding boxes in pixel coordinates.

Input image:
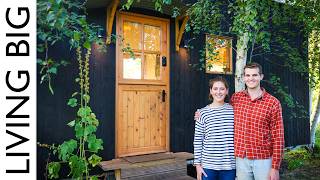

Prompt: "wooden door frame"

[115,11,170,158]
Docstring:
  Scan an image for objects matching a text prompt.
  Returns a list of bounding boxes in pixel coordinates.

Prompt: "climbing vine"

[37,0,104,179]
[123,0,312,119]
[37,0,106,94]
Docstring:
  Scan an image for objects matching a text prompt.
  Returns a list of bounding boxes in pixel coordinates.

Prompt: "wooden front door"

[116,12,169,157]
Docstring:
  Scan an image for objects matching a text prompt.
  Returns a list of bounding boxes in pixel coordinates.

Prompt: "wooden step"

[121,173,195,180]
[99,152,194,180]
[121,159,186,179]
[164,175,196,180]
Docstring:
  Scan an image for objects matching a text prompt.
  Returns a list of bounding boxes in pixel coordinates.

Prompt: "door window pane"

[123,21,142,50]
[123,53,142,79]
[144,54,160,80]
[144,25,161,51]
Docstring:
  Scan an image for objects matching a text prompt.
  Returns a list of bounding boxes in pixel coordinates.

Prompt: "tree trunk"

[235,33,249,92]
[310,90,320,147]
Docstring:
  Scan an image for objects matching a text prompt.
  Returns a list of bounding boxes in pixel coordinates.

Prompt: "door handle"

[162,56,167,67]
[162,90,166,102]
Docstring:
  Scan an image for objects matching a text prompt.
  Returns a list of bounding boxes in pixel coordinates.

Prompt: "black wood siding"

[37,9,116,178]
[169,30,236,153]
[37,7,309,178]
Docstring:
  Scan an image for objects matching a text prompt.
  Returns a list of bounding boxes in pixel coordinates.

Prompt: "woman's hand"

[195,164,207,180]
[194,110,200,121]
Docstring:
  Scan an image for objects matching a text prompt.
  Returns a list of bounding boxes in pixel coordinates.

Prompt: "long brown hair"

[208,76,229,102]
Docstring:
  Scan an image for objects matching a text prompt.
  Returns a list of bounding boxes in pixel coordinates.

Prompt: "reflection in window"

[123,21,142,50]
[122,20,164,81]
[123,53,142,79]
[144,25,161,51]
[206,35,232,74]
[144,54,160,80]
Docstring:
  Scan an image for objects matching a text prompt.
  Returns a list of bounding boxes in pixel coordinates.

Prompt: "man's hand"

[194,110,200,121]
[269,168,279,180]
[195,164,207,180]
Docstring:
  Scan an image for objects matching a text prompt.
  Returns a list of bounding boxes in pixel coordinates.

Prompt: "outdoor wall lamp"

[180,38,195,49]
[97,28,105,38]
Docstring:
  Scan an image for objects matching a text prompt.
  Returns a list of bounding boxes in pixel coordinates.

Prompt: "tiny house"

[37,0,310,178]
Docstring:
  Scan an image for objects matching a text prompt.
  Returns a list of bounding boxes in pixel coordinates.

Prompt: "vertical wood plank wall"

[37,7,310,178]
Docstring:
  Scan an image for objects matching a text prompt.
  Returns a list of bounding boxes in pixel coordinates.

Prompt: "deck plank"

[99,152,194,179]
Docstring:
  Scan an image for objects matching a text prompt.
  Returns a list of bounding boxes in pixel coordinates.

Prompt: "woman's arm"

[195,164,207,180]
[193,112,204,165]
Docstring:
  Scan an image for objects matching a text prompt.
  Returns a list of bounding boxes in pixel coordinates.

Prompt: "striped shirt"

[193,103,236,170]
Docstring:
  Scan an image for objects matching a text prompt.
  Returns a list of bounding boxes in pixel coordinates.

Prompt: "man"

[195,63,284,180]
[231,63,284,180]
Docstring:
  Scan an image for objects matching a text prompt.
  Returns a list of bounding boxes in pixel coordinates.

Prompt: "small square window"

[205,35,233,74]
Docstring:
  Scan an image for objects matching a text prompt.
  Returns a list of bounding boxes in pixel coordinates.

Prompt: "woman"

[194,76,236,180]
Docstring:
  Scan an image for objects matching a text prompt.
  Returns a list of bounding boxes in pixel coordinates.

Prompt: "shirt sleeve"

[230,93,236,106]
[193,112,205,165]
[270,101,285,170]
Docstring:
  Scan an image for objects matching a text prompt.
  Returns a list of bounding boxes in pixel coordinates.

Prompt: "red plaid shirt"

[230,88,284,170]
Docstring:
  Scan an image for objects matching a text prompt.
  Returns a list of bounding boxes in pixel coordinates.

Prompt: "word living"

[5,7,31,174]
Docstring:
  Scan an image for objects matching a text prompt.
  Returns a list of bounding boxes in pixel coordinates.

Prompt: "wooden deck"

[99,152,194,180]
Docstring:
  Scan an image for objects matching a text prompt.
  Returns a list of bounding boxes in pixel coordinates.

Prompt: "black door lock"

[162,56,167,67]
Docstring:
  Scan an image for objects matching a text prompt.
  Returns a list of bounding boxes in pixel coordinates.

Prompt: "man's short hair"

[244,62,263,74]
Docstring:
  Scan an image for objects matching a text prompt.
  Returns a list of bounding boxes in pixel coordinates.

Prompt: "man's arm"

[230,93,236,106]
[270,100,285,170]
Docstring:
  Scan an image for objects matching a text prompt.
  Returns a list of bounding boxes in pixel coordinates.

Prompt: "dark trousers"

[202,168,236,180]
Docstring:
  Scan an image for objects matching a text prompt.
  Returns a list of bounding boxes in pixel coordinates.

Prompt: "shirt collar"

[243,87,267,101]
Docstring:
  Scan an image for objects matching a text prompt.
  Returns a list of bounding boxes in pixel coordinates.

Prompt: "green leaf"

[87,135,103,153]
[55,0,62,5]
[77,107,92,117]
[67,120,75,127]
[40,74,47,84]
[48,67,57,74]
[88,154,102,167]
[37,59,43,64]
[37,45,45,53]
[73,31,81,41]
[90,113,99,126]
[58,139,77,161]
[78,17,87,26]
[83,94,90,103]
[90,113,96,119]
[67,98,78,107]
[48,162,61,179]
[163,0,172,5]
[55,16,66,29]
[84,125,97,136]
[75,123,84,139]
[122,0,134,10]
[60,60,69,66]
[83,40,91,49]
[47,11,56,23]
[71,92,78,97]
[68,155,86,178]
[90,176,99,180]
[38,32,47,41]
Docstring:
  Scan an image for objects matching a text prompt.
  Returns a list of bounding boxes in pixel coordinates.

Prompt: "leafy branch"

[37,0,104,179]
[267,74,308,119]
[37,0,106,94]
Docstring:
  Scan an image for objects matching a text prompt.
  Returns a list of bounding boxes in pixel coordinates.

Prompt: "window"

[206,35,233,74]
[122,20,162,80]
